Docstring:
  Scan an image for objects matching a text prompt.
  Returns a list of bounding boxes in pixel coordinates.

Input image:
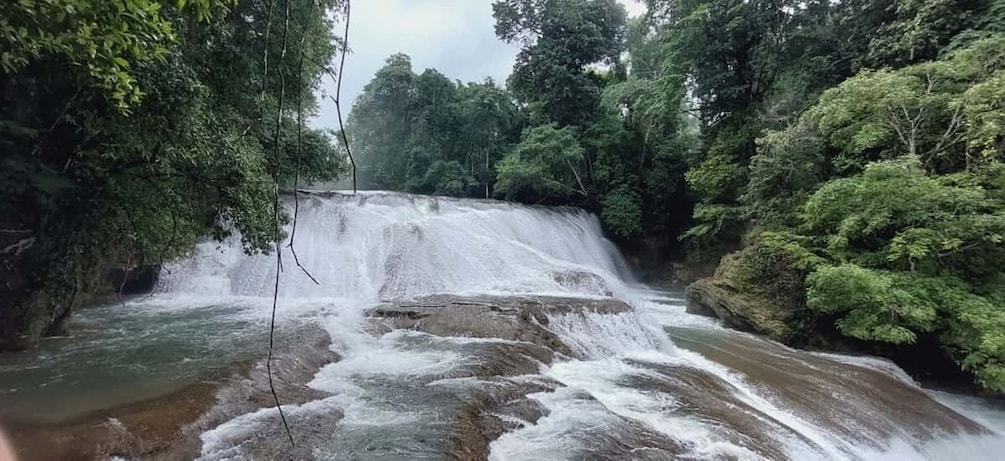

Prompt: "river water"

[1,191,1003,460]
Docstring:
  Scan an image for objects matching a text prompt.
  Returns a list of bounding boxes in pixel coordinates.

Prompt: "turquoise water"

[4,192,1005,460]
[0,298,268,420]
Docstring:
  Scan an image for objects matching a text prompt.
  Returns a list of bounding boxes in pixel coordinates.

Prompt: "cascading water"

[2,191,1003,460]
[161,191,633,302]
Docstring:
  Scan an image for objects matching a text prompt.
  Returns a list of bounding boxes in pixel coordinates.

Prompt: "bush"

[735,232,824,308]
[806,265,939,344]
[601,187,643,238]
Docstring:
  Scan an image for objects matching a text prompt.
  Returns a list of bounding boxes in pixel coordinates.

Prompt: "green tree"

[495,124,587,201]
[421,160,475,197]
[0,0,225,110]
[493,0,627,127]
[457,80,523,197]
[349,53,419,189]
[1,0,347,349]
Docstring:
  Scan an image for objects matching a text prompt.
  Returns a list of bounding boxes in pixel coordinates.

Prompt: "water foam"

[150,191,1005,460]
[161,191,632,302]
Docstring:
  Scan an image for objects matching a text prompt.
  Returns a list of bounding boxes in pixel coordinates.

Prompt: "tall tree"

[1,0,348,349]
[458,80,523,197]
[348,53,419,189]
[493,0,628,127]
[349,56,521,197]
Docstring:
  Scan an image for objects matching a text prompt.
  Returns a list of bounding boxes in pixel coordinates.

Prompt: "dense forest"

[348,0,1005,393]
[2,0,1004,394]
[1,0,347,349]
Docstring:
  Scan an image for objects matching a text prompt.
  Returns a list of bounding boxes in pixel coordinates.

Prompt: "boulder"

[685,252,794,342]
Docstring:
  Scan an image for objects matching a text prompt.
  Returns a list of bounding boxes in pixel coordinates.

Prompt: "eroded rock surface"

[361,294,634,460]
[5,323,337,461]
[686,278,793,341]
[685,252,794,341]
[6,295,662,460]
[368,294,630,358]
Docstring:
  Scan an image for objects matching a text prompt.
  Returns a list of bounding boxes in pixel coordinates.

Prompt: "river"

[1,191,1003,460]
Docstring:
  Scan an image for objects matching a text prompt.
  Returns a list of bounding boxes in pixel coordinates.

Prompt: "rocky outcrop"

[685,252,795,342]
[686,279,793,341]
[368,294,631,358]
[366,294,637,460]
[1,253,160,352]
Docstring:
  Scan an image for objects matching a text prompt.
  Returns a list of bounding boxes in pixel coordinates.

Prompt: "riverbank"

[682,244,1000,396]
[0,294,636,460]
[2,324,335,460]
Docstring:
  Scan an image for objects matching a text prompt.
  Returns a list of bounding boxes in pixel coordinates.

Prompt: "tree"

[806,265,939,344]
[657,0,1005,391]
[1,0,348,349]
[788,35,1005,175]
[349,56,524,197]
[495,124,587,201]
[348,53,419,189]
[421,160,475,197]
[0,0,223,110]
[494,0,627,127]
[864,0,988,68]
[457,80,522,197]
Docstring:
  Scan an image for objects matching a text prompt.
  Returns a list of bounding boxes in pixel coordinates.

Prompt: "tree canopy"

[1,0,348,349]
[344,0,1005,392]
[3,0,1004,392]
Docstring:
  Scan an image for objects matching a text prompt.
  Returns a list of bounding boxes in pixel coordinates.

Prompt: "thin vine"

[267,0,295,447]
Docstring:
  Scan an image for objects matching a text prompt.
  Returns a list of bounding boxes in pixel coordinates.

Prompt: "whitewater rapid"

[75,192,1005,458]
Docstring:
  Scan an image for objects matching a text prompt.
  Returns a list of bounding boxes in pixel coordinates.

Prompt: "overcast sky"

[312,0,646,130]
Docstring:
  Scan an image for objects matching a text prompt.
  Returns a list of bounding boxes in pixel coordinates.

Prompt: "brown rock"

[368,294,630,359]
[4,323,339,461]
[685,278,793,341]
[684,251,795,341]
[366,294,635,460]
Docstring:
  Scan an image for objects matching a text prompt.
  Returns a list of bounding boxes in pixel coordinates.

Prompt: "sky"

[312,0,646,130]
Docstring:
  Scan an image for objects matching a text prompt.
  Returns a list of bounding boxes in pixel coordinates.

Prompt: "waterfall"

[13,190,1001,460]
[160,191,634,302]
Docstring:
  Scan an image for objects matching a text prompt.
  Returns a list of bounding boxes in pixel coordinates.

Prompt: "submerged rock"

[5,324,338,461]
[666,326,987,446]
[361,294,635,460]
[550,269,613,296]
[6,294,633,461]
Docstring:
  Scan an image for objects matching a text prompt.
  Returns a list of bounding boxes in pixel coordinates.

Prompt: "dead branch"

[1,237,36,257]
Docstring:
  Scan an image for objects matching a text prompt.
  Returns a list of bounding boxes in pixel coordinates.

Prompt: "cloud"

[311,0,646,130]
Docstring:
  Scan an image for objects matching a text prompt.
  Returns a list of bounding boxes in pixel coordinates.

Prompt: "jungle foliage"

[350,0,694,247]
[1,0,347,348]
[4,0,1004,391]
[346,0,1005,391]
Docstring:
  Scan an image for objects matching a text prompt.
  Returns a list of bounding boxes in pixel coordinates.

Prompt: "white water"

[148,191,1005,460]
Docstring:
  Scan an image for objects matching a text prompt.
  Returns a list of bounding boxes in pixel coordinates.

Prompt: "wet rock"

[685,251,795,341]
[625,360,804,460]
[368,294,630,359]
[104,264,160,297]
[551,269,612,296]
[489,387,684,460]
[685,278,793,341]
[667,326,988,446]
[5,381,220,461]
[365,294,633,460]
[5,323,338,461]
[446,377,562,460]
[209,323,337,412]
